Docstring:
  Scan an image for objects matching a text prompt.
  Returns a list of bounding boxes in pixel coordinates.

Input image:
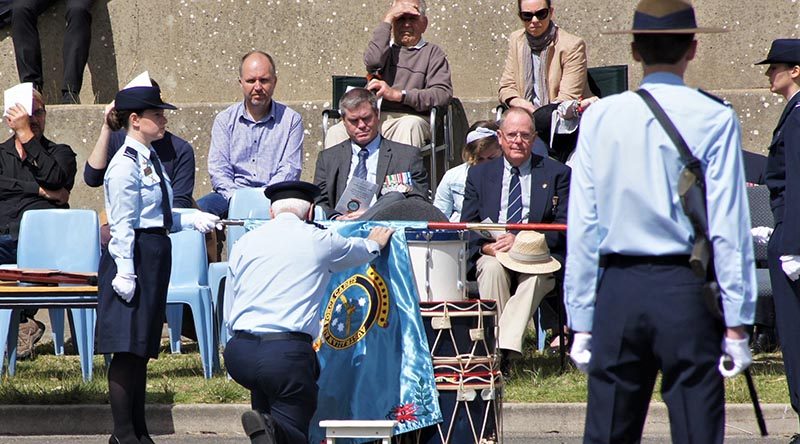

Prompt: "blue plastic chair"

[208,188,270,350]
[165,228,219,378]
[0,209,100,381]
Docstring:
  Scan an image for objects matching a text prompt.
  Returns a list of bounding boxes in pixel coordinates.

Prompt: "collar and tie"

[506,166,523,224]
[149,151,173,230]
[353,147,369,180]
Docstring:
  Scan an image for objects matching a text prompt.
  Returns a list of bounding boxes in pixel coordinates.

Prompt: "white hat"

[496,231,561,274]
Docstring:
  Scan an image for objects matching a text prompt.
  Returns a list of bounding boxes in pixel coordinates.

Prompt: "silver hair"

[338,88,379,118]
[391,0,426,16]
[271,198,312,219]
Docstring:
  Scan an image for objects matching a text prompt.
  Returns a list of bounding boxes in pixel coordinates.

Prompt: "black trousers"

[12,0,92,94]
[584,258,724,444]
[768,223,800,413]
[224,332,320,444]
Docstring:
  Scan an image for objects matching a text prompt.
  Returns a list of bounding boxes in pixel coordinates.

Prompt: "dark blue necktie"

[149,151,173,230]
[353,148,369,180]
[506,166,523,224]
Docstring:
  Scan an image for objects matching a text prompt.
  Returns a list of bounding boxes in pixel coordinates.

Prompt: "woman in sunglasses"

[499,0,594,115]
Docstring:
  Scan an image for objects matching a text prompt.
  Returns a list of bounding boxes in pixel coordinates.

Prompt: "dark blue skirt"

[96,230,171,358]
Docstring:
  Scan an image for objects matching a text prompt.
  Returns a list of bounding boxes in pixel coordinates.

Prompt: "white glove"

[112,273,137,303]
[781,255,800,281]
[190,211,220,233]
[570,332,592,374]
[718,335,752,378]
[751,226,773,245]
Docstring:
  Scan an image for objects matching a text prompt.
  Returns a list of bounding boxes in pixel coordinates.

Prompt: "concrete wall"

[2,0,798,212]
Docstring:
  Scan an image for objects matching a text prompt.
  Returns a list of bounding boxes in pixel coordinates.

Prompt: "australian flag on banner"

[308,221,442,444]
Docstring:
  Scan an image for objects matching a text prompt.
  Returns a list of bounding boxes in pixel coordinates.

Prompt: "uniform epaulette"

[123,146,138,162]
[307,220,326,230]
[698,89,731,107]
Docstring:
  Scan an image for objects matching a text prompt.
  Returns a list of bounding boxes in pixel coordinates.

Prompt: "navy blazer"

[765,92,800,254]
[313,137,430,217]
[461,154,571,273]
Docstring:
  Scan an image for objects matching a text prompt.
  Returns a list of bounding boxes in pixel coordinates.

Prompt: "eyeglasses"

[502,132,534,142]
[519,8,550,22]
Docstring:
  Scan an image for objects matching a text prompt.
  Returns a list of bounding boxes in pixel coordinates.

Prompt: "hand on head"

[384,1,420,23]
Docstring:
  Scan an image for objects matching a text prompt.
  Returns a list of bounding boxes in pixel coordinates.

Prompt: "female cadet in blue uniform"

[757,39,800,443]
[96,85,219,444]
[223,180,394,444]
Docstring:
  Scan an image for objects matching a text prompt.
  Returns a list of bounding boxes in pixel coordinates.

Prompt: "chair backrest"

[747,184,773,263]
[17,209,100,272]
[169,229,208,286]
[588,65,629,98]
[331,75,368,110]
[227,187,271,256]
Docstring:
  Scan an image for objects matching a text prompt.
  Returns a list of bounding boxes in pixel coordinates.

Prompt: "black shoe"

[499,349,515,380]
[61,90,80,104]
[241,410,276,444]
[139,435,155,444]
[752,330,779,354]
[789,433,800,444]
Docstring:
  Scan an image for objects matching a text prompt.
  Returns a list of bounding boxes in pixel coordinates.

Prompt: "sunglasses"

[519,8,550,22]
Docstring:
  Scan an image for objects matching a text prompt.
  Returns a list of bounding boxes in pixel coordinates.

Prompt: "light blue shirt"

[224,212,380,338]
[104,136,177,275]
[498,157,531,223]
[564,72,757,331]
[434,163,469,222]
[208,100,303,200]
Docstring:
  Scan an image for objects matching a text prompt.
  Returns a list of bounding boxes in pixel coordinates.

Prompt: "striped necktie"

[353,148,369,180]
[506,166,523,224]
[149,151,173,230]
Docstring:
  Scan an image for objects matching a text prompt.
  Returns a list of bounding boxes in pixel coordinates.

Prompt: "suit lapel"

[375,137,391,193]
[527,155,548,223]
[771,93,800,145]
[487,158,503,221]
[334,143,351,201]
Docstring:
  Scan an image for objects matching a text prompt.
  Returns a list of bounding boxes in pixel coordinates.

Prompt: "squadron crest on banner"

[322,266,390,349]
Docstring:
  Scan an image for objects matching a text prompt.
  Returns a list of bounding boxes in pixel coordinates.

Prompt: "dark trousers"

[12,0,92,94]
[768,223,800,413]
[224,332,320,444]
[584,259,724,444]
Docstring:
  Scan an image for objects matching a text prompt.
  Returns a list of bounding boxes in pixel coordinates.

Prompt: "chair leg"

[1,309,21,377]
[536,308,546,351]
[188,290,219,379]
[166,304,183,354]
[48,308,66,356]
[69,307,96,381]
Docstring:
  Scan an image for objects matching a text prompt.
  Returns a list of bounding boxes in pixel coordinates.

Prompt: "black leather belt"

[135,227,168,235]
[600,254,691,268]
[234,331,313,344]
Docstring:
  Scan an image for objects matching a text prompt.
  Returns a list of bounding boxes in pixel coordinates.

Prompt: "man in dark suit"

[461,106,570,364]
[314,87,429,220]
[758,38,800,442]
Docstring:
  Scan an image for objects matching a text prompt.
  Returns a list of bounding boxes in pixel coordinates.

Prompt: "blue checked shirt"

[564,72,757,332]
[208,100,303,200]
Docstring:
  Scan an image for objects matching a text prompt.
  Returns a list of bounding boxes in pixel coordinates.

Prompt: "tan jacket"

[498,27,593,106]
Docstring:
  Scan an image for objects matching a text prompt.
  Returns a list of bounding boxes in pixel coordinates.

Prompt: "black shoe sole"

[241,411,275,444]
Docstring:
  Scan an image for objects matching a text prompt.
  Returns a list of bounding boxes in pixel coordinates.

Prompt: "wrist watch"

[400,90,407,103]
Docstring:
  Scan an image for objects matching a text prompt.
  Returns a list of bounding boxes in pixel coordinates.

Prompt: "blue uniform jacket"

[765,92,800,254]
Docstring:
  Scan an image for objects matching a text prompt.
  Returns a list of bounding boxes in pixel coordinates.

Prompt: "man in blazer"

[314,88,429,220]
[461,106,570,363]
[499,0,594,115]
[759,39,800,440]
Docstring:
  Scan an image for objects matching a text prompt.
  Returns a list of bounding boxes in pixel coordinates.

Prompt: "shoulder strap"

[635,89,700,169]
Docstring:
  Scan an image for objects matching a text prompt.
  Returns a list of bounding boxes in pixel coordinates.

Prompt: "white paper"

[123,71,152,89]
[4,83,34,116]
[478,217,506,240]
[335,177,379,214]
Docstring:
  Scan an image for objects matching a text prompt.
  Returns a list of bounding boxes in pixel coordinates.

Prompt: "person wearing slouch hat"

[564,1,757,442]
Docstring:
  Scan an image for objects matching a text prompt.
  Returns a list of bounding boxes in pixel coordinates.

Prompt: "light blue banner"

[309,221,441,444]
